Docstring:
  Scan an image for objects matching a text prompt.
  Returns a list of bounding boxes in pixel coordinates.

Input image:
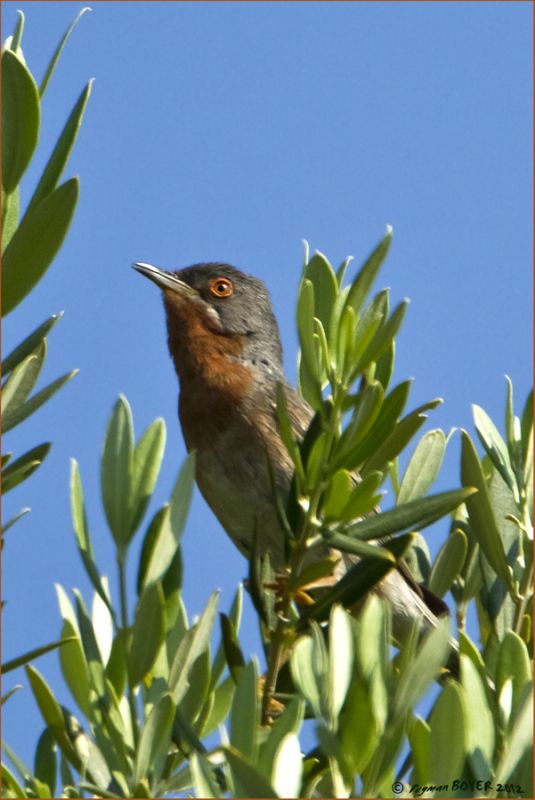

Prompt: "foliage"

[1,7,91,524]
[2,12,532,800]
[1,9,91,686]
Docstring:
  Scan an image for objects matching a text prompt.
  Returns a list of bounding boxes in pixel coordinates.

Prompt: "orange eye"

[209,277,234,298]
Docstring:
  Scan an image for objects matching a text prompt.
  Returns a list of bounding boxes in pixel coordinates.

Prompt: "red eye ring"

[209,277,234,298]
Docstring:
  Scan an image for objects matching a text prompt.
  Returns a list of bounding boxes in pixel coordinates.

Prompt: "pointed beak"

[132,262,199,300]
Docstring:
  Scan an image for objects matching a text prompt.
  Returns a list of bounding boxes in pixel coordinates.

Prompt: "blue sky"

[2,0,532,771]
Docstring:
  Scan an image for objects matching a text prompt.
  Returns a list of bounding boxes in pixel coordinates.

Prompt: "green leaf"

[169,591,219,705]
[70,460,113,615]
[328,605,353,720]
[364,402,442,474]
[428,682,466,782]
[322,531,395,562]
[34,728,57,797]
[1,442,51,492]
[428,528,468,598]
[39,7,92,97]
[352,300,409,377]
[374,338,395,391]
[199,675,235,738]
[210,584,243,689]
[2,313,63,374]
[1,762,26,799]
[303,251,338,331]
[496,631,531,713]
[168,451,196,545]
[341,676,380,775]
[494,687,533,783]
[343,488,476,541]
[345,227,393,318]
[230,660,259,762]
[128,582,165,687]
[28,81,93,214]
[322,469,352,520]
[2,178,79,315]
[291,627,325,719]
[460,655,495,779]
[25,665,81,771]
[190,752,222,799]
[2,185,19,251]
[338,471,383,522]
[73,590,107,699]
[297,278,319,375]
[335,381,384,464]
[302,534,413,625]
[461,431,515,592]
[349,289,388,370]
[473,404,516,496]
[224,748,278,798]
[101,395,134,551]
[58,620,92,718]
[1,506,31,535]
[2,49,40,193]
[520,388,533,459]
[259,697,305,779]
[2,343,45,429]
[2,637,75,674]
[134,693,175,786]
[128,417,166,538]
[398,429,447,504]
[220,613,246,683]
[3,369,78,432]
[341,380,412,468]
[394,618,451,718]
[272,733,303,799]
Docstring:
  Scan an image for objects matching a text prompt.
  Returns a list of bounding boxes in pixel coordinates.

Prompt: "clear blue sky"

[2,0,532,771]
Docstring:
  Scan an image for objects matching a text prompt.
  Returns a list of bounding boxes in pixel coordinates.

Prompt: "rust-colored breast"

[163,293,254,450]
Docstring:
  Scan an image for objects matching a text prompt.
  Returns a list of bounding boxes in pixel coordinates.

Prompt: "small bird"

[133,261,453,650]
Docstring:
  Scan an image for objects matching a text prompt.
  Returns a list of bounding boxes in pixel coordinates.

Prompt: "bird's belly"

[193,435,288,568]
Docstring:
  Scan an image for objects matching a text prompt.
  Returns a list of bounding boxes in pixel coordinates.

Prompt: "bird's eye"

[209,277,234,298]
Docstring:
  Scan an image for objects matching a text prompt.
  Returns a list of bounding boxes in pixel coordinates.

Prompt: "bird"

[132,260,455,655]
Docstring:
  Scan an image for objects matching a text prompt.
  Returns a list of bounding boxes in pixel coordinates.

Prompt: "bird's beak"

[132,262,199,300]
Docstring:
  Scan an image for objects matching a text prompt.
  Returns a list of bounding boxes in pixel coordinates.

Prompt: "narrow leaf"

[398,429,447,504]
[1,442,51,492]
[428,528,468,598]
[2,637,75,674]
[343,488,476,541]
[70,460,113,614]
[134,693,175,786]
[128,582,165,687]
[128,417,166,538]
[2,49,40,193]
[2,179,79,315]
[101,395,134,550]
[345,227,393,317]
[39,7,92,97]
[461,431,515,592]
[3,370,78,432]
[2,312,63,374]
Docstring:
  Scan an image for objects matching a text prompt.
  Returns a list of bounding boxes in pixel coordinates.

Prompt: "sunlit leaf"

[2,312,62,374]
[398,429,447,504]
[28,80,93,211]
[39,6,92,97]
[128,582,165,687]
[2,49,40,193]
[428,528,468,598]
[101,395,134,551]
[2,179,79,314]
